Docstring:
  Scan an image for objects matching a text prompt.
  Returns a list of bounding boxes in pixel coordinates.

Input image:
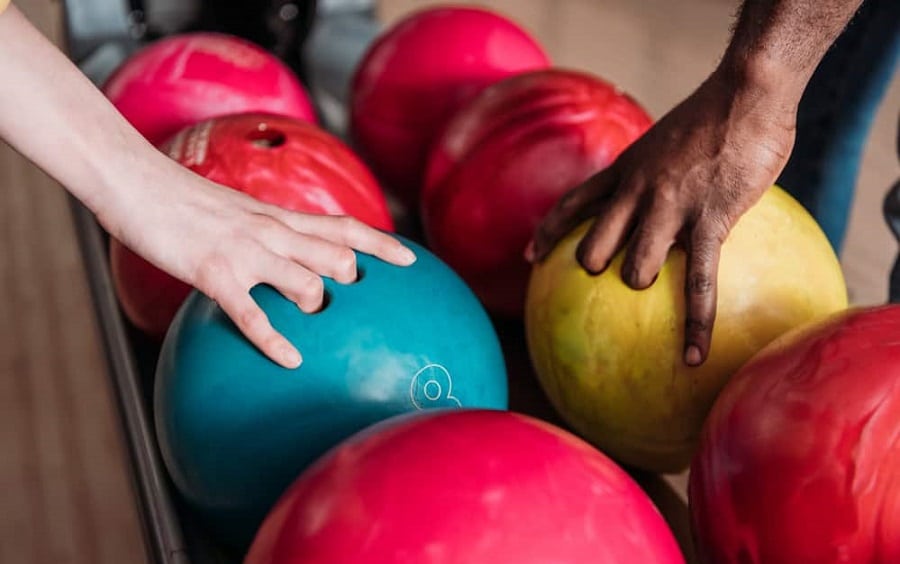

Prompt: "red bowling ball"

[245,410,685,564]
[690,305,900,564]
[422,69,652,316]
[103,32,316,145]
[111,113,394,338]
[349,6,551,205]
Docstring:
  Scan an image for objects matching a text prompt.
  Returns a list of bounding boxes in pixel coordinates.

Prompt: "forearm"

[720,0,865,102]
[0,5,169,221]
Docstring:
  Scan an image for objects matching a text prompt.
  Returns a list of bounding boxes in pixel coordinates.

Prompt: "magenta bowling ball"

[349,6,551,205]
[246,410,685,564]
[103,32,316,144]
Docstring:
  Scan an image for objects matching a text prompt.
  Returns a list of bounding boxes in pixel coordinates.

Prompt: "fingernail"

[584,259,609,276]
[396,246,417,265]
[685,345,702,367]
[281,345,302,369]
[524,241,536,262]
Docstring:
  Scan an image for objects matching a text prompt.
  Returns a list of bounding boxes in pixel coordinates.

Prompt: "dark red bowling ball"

[422,69,652,317]
[690,305,900,564]
[110,113,394,338]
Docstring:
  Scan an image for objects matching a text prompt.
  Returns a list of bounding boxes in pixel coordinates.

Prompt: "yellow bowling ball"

[525,186,848,473]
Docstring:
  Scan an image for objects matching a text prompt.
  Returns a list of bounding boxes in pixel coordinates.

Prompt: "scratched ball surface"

[690,305,900,564]
[245,410,685,564]
[154,237,508,549]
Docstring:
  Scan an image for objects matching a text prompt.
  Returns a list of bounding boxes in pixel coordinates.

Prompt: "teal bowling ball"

[154,237,508,549]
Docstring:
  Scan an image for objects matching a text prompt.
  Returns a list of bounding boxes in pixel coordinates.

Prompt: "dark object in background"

[63,0,319,84]
[180,1,318,75]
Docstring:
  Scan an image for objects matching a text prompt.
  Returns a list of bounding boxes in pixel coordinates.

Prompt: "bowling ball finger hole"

[310,290,332,314]
[246,128,286,149]
[352,267,365,283]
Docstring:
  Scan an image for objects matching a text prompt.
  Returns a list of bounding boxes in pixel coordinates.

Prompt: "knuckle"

[697,214,731,243]
[334,247,357,276]
[654,184,680,206]
[558,189,583,212]
[193,254,232,291]
[299,273,325,298]
[263,333,285,353]
[338,215,362,233]
[631,232,655,261]
[690,228,724,261]
[250,214,282,240]
[237,306,267,332]
[685,316,710,334]
[687,272,714,295]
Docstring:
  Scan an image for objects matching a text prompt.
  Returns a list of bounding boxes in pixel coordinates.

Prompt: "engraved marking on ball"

[410,364,461,409]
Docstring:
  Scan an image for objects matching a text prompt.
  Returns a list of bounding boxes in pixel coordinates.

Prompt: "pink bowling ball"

[349,6,551,206]
[103,32,316,144]
[246,410,685,564]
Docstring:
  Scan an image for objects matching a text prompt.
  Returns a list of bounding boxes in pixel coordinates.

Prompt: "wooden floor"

[0,0,897,562]
[0,2,148,562]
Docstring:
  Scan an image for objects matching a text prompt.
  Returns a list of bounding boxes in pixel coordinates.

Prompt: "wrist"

[710,53,806,118]
[715,15,834,111]
[82,125,173,236]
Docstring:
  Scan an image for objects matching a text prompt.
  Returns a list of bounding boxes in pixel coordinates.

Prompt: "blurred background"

[0,0,897,561]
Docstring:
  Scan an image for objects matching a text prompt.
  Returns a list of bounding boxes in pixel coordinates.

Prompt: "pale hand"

[102,161,416,369]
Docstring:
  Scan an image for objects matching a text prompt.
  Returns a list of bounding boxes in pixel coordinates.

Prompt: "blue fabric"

[777,0,900,254]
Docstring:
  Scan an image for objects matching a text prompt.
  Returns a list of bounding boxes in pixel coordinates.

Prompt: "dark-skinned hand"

[526,67,798,367]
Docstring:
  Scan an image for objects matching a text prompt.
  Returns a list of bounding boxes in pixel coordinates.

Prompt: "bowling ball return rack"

[60,1,698,562]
